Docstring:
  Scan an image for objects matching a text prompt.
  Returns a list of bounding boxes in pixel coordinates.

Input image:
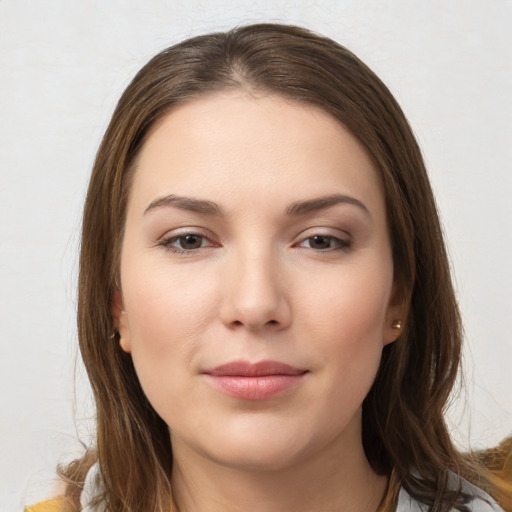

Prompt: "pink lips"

[203,360,308,401]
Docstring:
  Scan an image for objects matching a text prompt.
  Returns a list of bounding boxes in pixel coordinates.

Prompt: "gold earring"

[392,320,402,329]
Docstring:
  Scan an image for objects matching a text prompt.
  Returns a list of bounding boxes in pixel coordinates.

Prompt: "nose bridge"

[220,239,290,330]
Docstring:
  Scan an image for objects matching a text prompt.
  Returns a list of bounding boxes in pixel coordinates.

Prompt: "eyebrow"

[144,193,369,217]
[144,195,223,216]
[285,194,370,217]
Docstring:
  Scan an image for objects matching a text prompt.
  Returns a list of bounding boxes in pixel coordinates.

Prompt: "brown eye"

[159,232,213,253]
[298,235,351,251]
[308,235,332,250]
[177,234,203,250]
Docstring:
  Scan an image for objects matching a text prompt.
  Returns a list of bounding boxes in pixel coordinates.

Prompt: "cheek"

[298,261,392,348]
[295,259,392,398]
[124,259,217,336]
[120,261,219,398]
[301,278,388,411]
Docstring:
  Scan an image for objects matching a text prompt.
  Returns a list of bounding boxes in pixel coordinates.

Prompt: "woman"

[27,24,510,512]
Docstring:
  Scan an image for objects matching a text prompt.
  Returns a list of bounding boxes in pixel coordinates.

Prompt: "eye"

[297,234,351,251]
[159,232,214,253]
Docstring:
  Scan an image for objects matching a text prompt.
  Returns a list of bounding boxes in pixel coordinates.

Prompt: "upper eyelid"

[154,230,218,254]
[168,233,213,248]
[293,226,352,241]
[295,234,350,247]
[157,226,214,241]
[157,232,218,255]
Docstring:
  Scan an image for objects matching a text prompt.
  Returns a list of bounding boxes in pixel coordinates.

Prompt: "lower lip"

[205,374,305,401]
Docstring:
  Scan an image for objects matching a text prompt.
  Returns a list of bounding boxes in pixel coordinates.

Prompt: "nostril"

[229,318,279,329]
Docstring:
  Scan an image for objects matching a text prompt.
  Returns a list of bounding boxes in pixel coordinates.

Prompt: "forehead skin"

[127,91,387,235]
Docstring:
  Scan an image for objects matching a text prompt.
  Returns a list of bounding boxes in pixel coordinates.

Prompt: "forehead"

[129,92,385,219]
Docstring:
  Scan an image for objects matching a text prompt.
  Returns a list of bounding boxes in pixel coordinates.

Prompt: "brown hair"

[72,23,508,511]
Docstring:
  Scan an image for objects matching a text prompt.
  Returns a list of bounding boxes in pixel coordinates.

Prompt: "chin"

[178,419,337,474]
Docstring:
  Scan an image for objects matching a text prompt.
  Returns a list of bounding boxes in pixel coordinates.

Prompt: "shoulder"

[396,473,505,512]
[25,460,104,512]
[24,496,74,512]
[24,480,74,512]
[79,462,105,511]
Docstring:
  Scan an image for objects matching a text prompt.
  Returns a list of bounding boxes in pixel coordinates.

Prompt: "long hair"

[72,23,506,511]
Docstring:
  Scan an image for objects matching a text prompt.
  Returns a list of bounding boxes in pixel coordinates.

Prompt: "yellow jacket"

[24,495,73,512]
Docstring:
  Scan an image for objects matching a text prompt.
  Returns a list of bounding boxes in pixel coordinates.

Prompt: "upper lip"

[203,360,308,377]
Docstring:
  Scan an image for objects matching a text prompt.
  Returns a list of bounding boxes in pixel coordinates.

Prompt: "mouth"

[202,360,309,401]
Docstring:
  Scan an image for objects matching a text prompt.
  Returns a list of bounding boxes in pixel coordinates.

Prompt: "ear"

[382,283,408,346]
[111,288,132,353]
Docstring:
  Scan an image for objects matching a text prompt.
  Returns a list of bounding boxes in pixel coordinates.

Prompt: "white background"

[1,1,511,510]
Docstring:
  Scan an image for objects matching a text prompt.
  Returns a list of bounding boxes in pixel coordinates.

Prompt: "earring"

[392,320,402,329]
[110,330,119,340]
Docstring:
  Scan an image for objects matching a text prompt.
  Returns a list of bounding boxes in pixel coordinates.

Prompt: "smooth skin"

[113,92,405,512]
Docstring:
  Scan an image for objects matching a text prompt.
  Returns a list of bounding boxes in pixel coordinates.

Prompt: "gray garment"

[396,474,504,511]
[81,463,105,512]
[82,463,505,512]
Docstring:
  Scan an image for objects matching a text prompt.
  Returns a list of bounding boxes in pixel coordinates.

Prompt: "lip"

[202,360,308,401]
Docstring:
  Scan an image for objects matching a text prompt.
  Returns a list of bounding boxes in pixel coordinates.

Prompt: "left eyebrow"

[286,194,370,217]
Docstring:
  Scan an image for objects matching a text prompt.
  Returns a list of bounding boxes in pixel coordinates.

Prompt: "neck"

[170,419,388,512]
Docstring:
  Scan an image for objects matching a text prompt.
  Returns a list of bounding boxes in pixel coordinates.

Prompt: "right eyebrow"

[144,194,223,216]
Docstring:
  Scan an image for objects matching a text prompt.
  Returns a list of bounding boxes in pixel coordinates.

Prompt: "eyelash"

[157,232,352,255]
[158,233,215,254]
[296,234,352,252]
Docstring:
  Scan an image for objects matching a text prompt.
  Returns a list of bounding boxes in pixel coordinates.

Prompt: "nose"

[219,246,292,331]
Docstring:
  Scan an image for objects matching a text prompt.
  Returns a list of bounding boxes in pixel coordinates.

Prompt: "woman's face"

[115,92,403,471]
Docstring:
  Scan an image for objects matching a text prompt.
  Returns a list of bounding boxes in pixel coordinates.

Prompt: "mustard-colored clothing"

[24,495,72,512]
